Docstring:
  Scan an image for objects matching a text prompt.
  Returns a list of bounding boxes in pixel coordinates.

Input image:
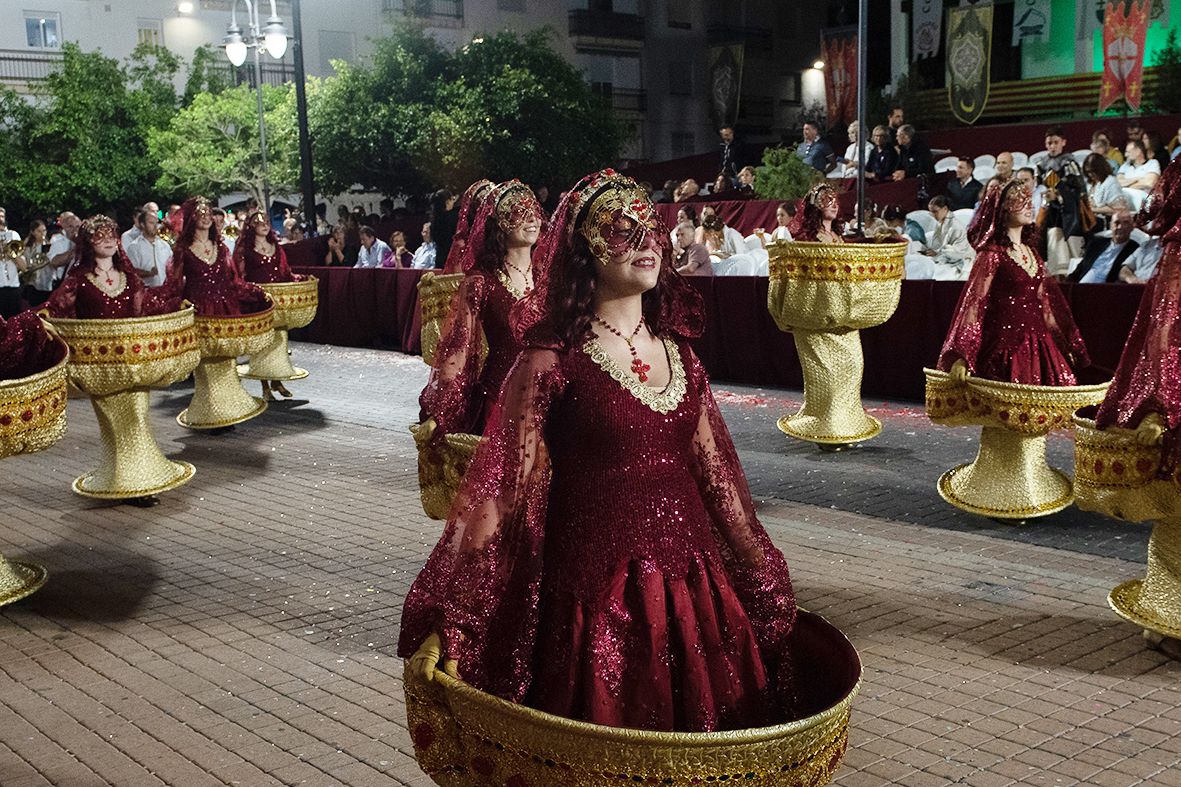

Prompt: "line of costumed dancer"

[404,168,813,739]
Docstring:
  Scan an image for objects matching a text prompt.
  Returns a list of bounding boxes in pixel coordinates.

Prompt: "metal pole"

[253,39,271,218]
[291,0,316,229]
[855,0,867,233]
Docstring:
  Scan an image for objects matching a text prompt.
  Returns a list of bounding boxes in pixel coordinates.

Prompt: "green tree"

[1149,28,1181,114]
[753,145,820,202]
[412,30,621,189]
[309,27,623,195]
[0,43,161,225]
[148,82,300,206]
[126,41,182,132]
[183,44,232,106]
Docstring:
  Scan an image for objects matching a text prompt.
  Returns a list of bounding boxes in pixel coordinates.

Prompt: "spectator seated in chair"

[1069,209,1138,283]
[945,157,983,211]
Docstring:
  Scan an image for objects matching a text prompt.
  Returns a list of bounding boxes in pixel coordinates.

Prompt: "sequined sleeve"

[42,275,80,318]
[418,273,489,437]
[683,347,797,671]
[1038,273,1089,369]
[398,349,565,701]
[937,247,1001,373]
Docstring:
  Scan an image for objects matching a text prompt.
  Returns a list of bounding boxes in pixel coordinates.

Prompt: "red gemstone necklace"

[96,263,115,286]
[503,258,533,294]
[593,314,651,382]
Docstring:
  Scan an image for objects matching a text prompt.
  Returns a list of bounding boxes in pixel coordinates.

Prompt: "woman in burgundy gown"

[234,209,301,400]
[44,216,178,319]
[937,179,1089,385]
[0,310,62,379]
[1095,157,1181,470]
[164,197,268,317]
[441,179,495,274]
[790,183,844,243]
[418,180,541,445]
[400,170,799,733]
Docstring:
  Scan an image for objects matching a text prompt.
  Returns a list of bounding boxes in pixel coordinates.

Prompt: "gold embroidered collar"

[86,269,127,298]
[582,336,687,414]
[496,269,528,300]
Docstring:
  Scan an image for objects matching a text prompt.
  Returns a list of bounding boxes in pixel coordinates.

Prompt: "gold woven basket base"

[1108,516,1181,639]
[179,357,268,429]
[778,328,881,445]
[404,611,861,787]
[411,422,480,520]
[237,329,309,381]
[74,389,195,499]
[937,427,1073,520]
[419,272,465,367]
[0,557,48,609]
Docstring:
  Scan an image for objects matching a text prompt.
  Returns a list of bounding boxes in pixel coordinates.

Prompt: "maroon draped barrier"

[287,265,1143,402]
[290,266,429,353]
[653,176,950,236]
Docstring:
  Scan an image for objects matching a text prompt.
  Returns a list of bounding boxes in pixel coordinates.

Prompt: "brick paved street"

[1,342,1179,786]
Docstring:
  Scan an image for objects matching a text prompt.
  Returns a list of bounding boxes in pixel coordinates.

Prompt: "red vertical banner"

[1099,0,1151,112]
[820,27,858,129]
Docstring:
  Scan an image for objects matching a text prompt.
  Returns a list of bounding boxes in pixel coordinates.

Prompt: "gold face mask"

[493,181,542,231]
[578,175,658,263]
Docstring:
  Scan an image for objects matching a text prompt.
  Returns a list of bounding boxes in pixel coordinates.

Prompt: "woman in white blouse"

[1083,153,1127,218]
[840,121,874,178]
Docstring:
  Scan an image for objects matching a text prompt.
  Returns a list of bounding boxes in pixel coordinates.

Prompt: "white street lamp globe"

[263,17,288,59]
[224,23,247,66]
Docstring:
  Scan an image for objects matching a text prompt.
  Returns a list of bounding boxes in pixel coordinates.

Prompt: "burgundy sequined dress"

[418,271,525,437]
[400,340,798,732]
[168,244,268,316]
[240,242,295,283]
[1096,245,1181,471]
[45,268,178,320]
[0,311,63,379]
[937,244,1088,385]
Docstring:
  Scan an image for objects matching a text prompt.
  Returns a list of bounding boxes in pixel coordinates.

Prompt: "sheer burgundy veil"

[442,179,495,274]
[965,178,1039,250]
[74,216,138,277]
[510,169,704,349]
[1139,156,1181,245]
[232,209,280,271]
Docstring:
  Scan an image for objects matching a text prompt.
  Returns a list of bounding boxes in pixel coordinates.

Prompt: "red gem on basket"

[1137,458,1153,474]
[411,723,435,749]
[0,414,11,426]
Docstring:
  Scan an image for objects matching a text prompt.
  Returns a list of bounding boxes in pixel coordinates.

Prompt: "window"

[318,30,355,74]
[24,11,60,49]
[497,0,525,10]
[667,0,690,29]
[137,19,163,48]
[668,62,690,95]
[671,131,695,157]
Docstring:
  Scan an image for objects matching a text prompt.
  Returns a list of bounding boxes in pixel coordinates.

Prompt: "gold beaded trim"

[768,241,908,284]
[194,308,274,340]
[583,336,686,414]
[495,269,528,301]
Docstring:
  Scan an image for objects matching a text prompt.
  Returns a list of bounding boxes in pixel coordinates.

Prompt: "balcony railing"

[0,48,63,84]
[207,60,296,88]
[383,0,464,27]
[591,84,647,113]
[706,24,773,54]
[568,9,645,41]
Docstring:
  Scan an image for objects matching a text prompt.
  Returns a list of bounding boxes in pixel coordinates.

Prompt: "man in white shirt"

[1069,210,1137,284]
[923,196,975,281]
[32,212,80,306]
[1120,236,1163,283]
[410,222,437,269]
[0,206,23,317]
[125,208,172,287]
[212,207,235,255]
[354,225,391,268]
[121,201,158,248]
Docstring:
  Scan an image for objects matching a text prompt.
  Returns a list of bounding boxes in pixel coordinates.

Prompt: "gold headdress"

[575,170,656,261]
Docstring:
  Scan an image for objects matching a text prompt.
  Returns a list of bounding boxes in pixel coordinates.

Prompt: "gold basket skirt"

[239,278,318,381]
[0,334,68,606]
[404,611,861,787]
[178,304,275,429]
[48,307,199,498]
[411,420,480,520]
[925,369,1108,519]
[767,241,906,446]
[419,272,465,367]
[1074,413,1181,641]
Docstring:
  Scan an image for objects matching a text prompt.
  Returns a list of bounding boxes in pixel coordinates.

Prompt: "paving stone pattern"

[0,343,1177,786]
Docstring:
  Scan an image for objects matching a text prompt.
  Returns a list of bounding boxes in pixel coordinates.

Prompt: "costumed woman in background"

[234,209,302,400]
[400,170,800,732]
[44,216,179,319]
[417,180,541,445]
[1096,157,1181,464]
[790,183,844,243]
[164,197,269,316]
[937,179,1089,385]
[441,179,495,274]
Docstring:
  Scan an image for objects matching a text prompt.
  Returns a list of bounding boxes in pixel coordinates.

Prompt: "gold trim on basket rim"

[72,461,196,500]
[777,414,882,445]
[0,560,48,607]
[176,396,267,430]
[768,241,908,283]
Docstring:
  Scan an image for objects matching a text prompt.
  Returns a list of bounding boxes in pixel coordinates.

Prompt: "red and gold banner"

[1099,0,1151,112]
[820,27,857,129]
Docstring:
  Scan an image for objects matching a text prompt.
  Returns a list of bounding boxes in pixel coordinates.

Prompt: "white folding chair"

[1072,149,1091,165]
[907,210,937,237]
[1029,151,1049,168]
[953,208,975,228]
[974,164,996,181]
[973,154,996,170]
[934,156,959,173]
[1010,152,1029,168]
